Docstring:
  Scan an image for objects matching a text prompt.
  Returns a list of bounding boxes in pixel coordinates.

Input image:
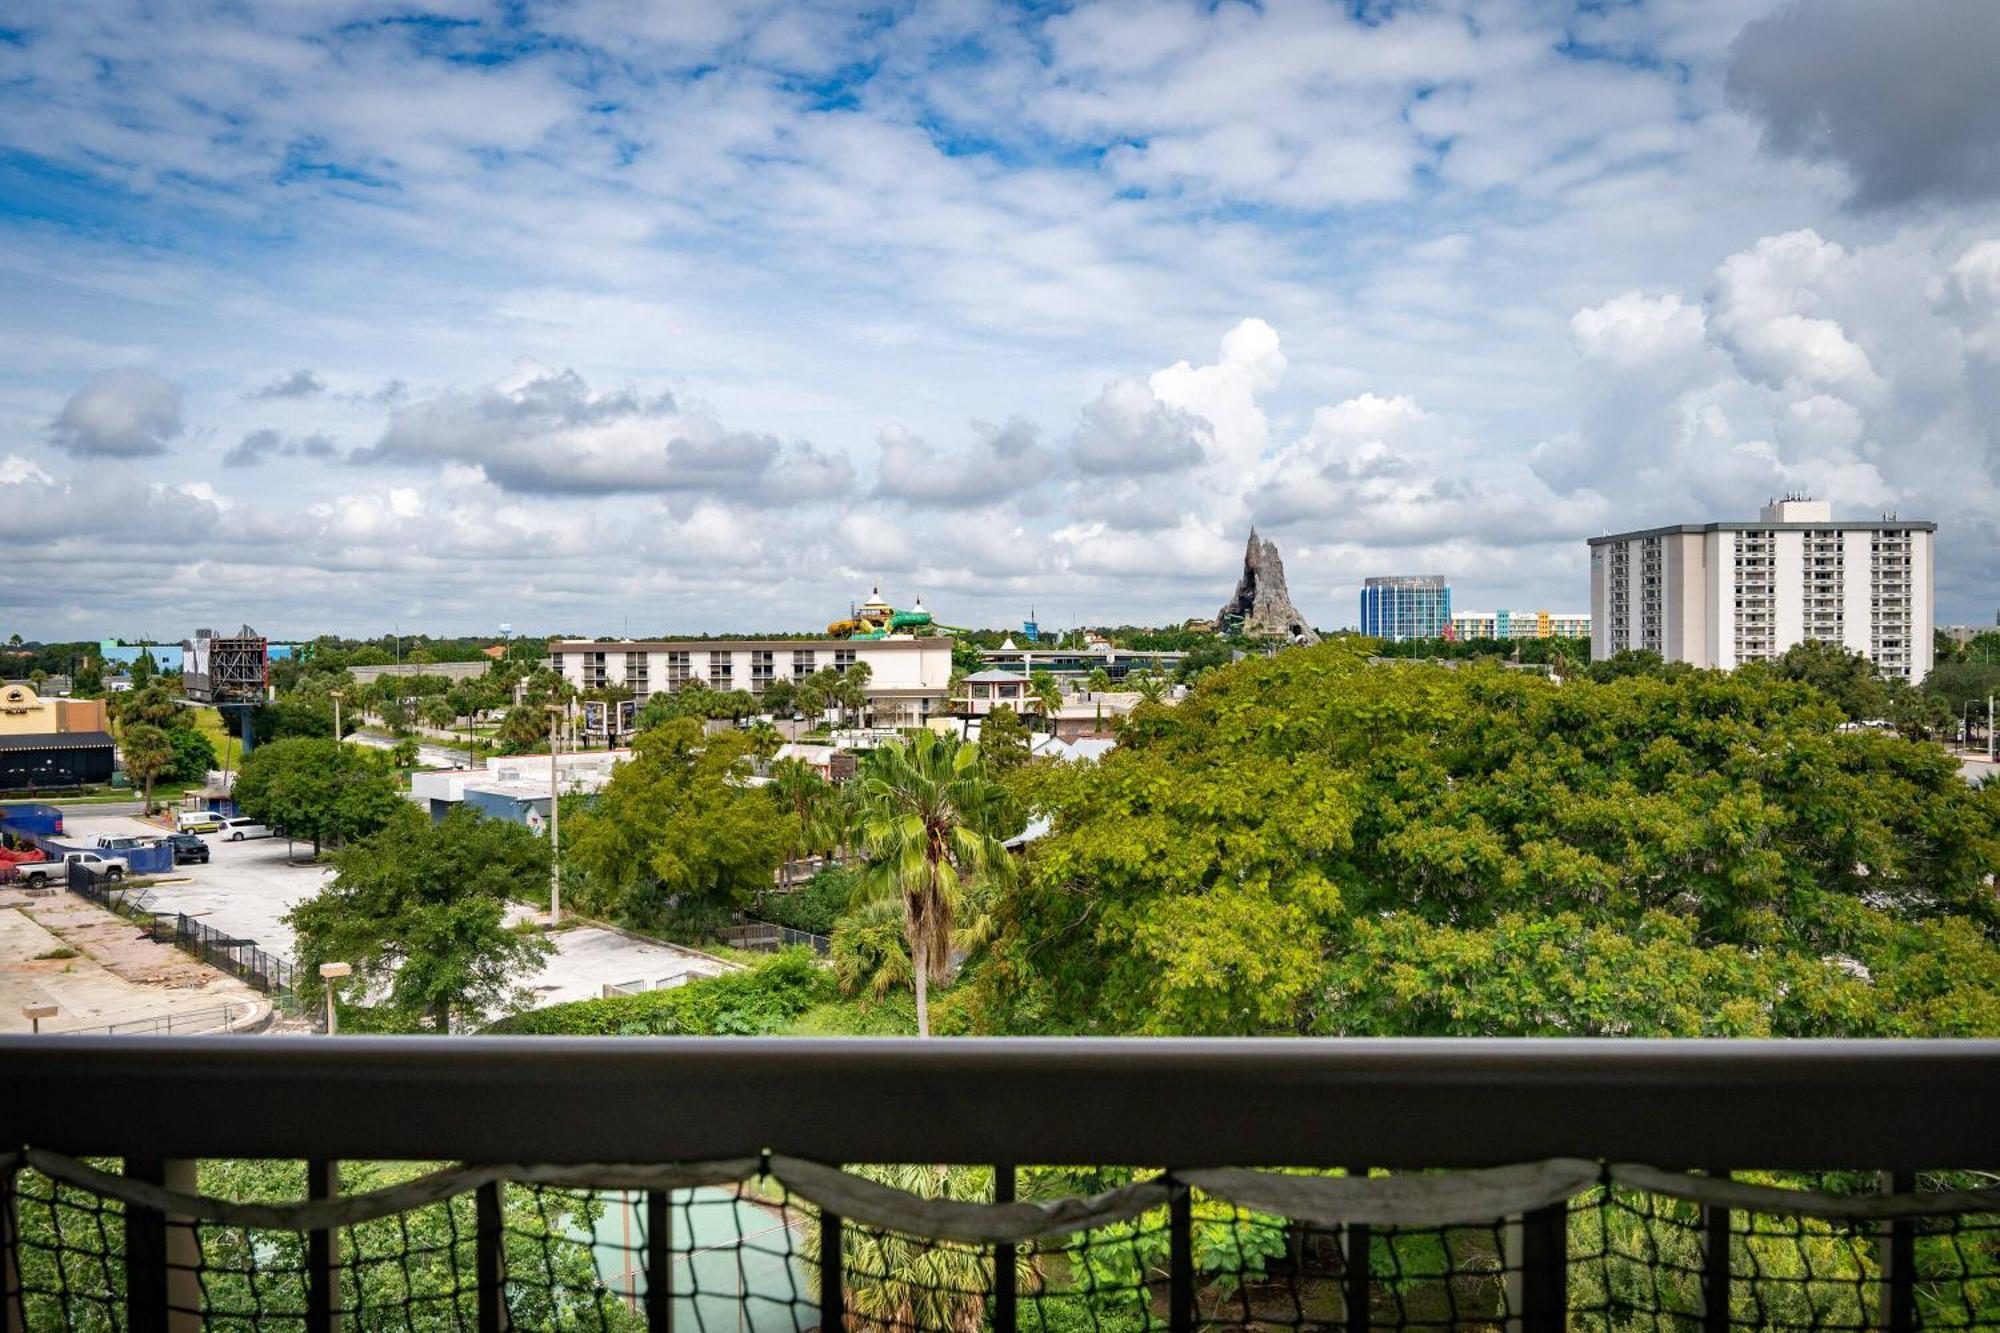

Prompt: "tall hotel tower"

[1588,497,1934,680]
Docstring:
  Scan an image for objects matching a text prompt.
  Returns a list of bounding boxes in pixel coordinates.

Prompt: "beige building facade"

[549,638,954,727]
[1588,499,1935,680]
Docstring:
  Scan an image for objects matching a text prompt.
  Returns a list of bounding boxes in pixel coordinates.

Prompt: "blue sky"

[2,0,1997,640]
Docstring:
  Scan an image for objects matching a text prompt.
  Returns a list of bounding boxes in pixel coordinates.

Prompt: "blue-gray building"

[1360,575,1452,641]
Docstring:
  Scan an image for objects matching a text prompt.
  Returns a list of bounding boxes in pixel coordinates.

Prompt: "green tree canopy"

[979,642,2000,1036]
[566,718,785,936]
[288,805,553,1032]
[979,705,1031,773]
[234,737,404,854]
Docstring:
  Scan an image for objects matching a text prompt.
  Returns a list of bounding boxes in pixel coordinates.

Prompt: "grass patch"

[33,945,80,961]
[188,707,245,772]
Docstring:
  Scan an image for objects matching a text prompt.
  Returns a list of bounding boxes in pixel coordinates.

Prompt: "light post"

[22,1002,57,1034]
[546,702,564,925]
[319,961,352,1035]
[329,688,345,742]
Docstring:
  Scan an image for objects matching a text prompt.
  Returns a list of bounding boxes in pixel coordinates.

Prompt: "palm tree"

[1129,671,1169,706]
[1029,671,1063,734]
[770,758,835,882]
[121,723,174,815]
[852,732,1012,1036]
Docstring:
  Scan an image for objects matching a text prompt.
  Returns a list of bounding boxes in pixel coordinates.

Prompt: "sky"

[2,0,1997,642]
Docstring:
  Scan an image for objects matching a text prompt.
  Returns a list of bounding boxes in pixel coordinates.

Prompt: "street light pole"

[23,1003,57,1034]
[319,961,352,1035]
[329,688,345,742]
[546,703,564,926]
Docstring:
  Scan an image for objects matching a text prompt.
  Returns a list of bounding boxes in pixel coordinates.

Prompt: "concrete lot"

[0,884,267,1034]
[57,813,735,1016]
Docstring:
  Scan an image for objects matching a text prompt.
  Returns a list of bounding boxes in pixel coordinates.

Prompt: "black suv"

[164,832,210,865]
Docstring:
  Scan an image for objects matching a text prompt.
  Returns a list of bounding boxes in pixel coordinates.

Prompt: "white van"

[219,817,271,841]
[176,810,225,834]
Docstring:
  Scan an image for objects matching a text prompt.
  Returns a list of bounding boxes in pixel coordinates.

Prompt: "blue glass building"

[1360,576,1452,641]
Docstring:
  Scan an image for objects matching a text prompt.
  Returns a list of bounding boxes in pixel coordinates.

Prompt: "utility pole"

[329,689,344,743]
[546,703,564,925]
[1989,694,1995,764]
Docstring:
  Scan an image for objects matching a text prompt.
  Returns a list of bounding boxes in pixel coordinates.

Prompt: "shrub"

[754,864,855,936]
[485,949,832,1035]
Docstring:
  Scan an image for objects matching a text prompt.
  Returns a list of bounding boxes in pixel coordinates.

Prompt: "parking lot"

[55,812,734,1013]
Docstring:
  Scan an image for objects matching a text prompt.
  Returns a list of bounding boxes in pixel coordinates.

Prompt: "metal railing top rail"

[1,1036,1996,1170]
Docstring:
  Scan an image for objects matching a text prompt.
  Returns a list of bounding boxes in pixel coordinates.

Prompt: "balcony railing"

[1,1038,1996,1332]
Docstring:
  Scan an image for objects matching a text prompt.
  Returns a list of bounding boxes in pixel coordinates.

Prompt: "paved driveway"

[56,813,735,1018]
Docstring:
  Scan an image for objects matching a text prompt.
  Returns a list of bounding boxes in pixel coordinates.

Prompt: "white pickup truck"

[19,851,130,888]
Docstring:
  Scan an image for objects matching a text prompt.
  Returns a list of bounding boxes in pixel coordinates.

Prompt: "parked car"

[218,817,270,842]
[164,833,210,865]
[94,835,146,851]
[19,851,129,888]
[175,810,225,834]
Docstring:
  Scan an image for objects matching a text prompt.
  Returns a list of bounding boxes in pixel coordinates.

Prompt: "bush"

[485,950,833,1035]
[754,865,855,935]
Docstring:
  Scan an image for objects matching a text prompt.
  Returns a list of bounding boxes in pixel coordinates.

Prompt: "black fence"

[152,912,297,996]
[48,1001,257,1038]
[0,1038,1996,1332]
[65,864,298,999]
[721,915,834,956]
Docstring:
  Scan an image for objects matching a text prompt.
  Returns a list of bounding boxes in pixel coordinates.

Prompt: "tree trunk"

[434,1000,452,1033]
[913,934,930,1038]
[142,773,154,816]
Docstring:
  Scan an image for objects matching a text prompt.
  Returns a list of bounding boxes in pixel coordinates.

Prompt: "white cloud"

[47,368,184,457]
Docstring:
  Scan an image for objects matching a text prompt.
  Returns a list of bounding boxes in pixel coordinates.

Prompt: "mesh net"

[5,1157,1996,1331]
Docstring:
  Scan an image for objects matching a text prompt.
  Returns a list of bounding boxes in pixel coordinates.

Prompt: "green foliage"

[288,805,554,1032]
[166,724,217,784]
[979,704,1031,773]
[756,864,856,935]
[118,723,174,812]
[832,896,916,998]
[1372,634,1592,664]
[852,731,1016,1035]
[487,949,830,1034]
[565,718,785,937]
[980,641,2000,1037]
[70,656,104,697]
[1770,639,1888,720]
[635,681,761,729]
[234,737,404,853]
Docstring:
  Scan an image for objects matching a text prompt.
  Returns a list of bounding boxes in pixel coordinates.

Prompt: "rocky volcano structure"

[1217,528,1319,643]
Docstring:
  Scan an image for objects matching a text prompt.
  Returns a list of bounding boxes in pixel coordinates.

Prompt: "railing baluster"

[818,1203,844,1333]
[307,1159,340,1333]
[1343,1166,1371,1331]
[1516,1202,1566,1333]
[1878,1170,1915,1333]
[646,1190,672,1333]
[1701,1172,1730,1333]
[476,1180,508,1333]
[994,1164,1017,1333]
[2,1160,24,1333]
[1169,1178,1193,1333]
[125,1159,200,1333]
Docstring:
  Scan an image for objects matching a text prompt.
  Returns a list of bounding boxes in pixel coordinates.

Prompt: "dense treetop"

[978,641,2000,1036]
